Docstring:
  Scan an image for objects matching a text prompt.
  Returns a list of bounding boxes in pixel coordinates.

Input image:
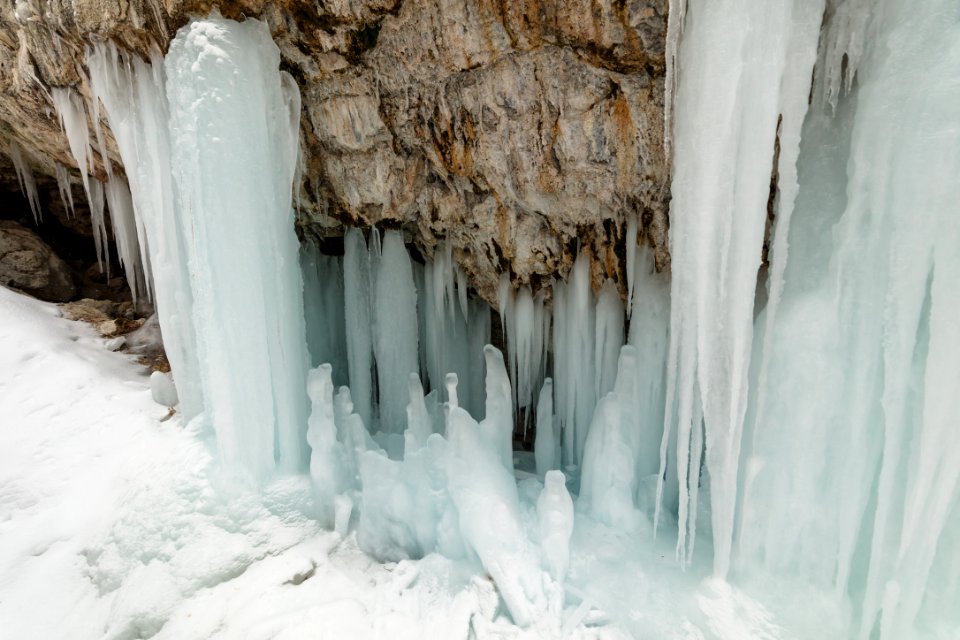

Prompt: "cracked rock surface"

[0,0,670,304]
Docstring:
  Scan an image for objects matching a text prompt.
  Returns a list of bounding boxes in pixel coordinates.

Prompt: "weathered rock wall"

[0,0,670,304]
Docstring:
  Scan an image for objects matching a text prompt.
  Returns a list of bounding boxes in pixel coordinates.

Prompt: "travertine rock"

[0,0,670,305]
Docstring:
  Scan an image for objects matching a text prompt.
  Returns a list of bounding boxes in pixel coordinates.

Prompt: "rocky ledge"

[0,0,670,304]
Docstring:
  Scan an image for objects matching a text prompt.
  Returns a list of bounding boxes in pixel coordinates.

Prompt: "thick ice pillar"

[166,16,309,480]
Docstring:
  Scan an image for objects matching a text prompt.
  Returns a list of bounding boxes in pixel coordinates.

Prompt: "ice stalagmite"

[662,0,822,576]
[537,470,574,583]
[447,402,545,627]
[166,16,309,480]
[579,346,645,531]
[306,364,347,527]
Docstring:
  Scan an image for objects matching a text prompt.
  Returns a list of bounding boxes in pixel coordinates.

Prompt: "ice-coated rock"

[149,371,178,408]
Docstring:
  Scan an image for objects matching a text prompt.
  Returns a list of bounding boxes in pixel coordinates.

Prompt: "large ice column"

[662,0,825,576]
[735,1,960,636]
[86,42,203,420]
[165,16,309,479]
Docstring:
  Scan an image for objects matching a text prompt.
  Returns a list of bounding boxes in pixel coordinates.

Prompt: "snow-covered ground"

[0,286,620,639]
[0,285,846,639]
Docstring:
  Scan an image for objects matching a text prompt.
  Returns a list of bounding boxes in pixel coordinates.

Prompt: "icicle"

[87,179,109,272]
[301,243,348,385]
[534,378,559,478]
[627,246,671,492]
[104,176,147,302]
[552,253,598,467]
[625,214,638,317]
[343,228,375,429]
[820,0,876,112]
[594,280,624,399]
[511,285,536,410]
[51,87,93,187]
[54,163,75,218]
[86,40,203,420]
[455,266,468,319]
[373,230,420,433]
[7,142,42,222]
[736,0,829,575]
[49,82,111,270]
[662,0,818,579]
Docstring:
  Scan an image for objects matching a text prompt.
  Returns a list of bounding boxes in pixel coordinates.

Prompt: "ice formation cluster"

[25,2,957,636]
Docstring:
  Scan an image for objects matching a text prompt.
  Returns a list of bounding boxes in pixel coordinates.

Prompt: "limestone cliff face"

[0,0,670,303]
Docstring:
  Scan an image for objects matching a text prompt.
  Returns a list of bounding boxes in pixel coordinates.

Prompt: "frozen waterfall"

[66,4,959,637]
